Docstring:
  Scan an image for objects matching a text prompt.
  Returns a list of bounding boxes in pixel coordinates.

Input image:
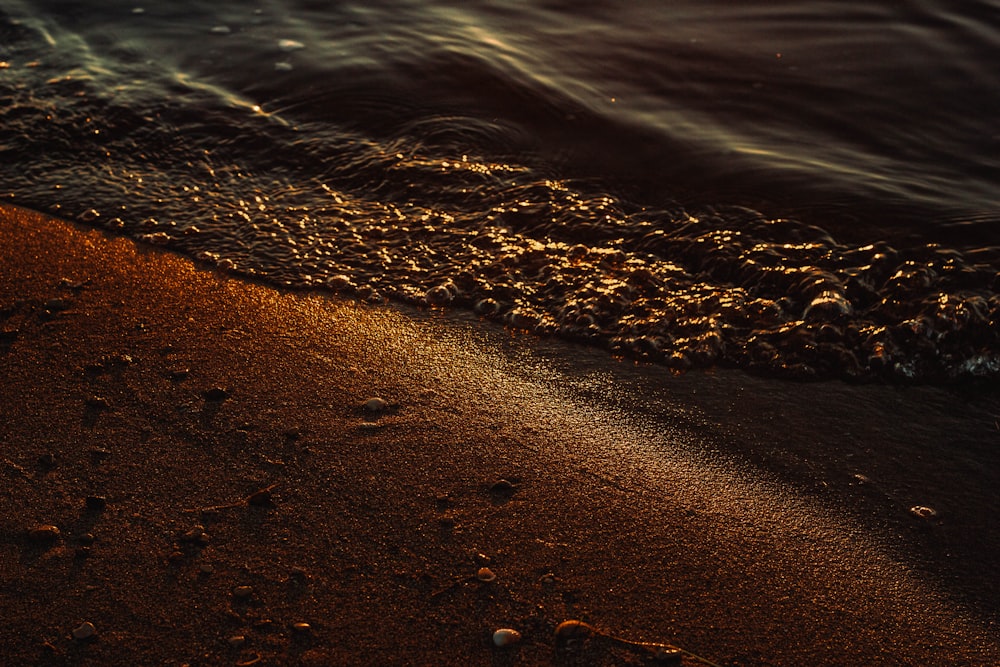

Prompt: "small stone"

[79,208,100,222]
[72,621,96,640]
[79,533,96,546]
[203,387,230,402]
[169,368,190,382]
[653,647,684,665]
[196,532,212,546]
[85,396,110,410]
[290,566,308,579]
[554,620,596,644]
[292,622,311,634]
[233,585,254,600]
[89,448,112,463]
[85,496,107,512]
[228,635,246,648]
[180,525,205,542]
[44,298,70,312]
[199,563,215,574]
[910,505,938,519]
[74,546,92,559]
[539,573,556,585]
[37,453,56,468]
[474,298,499,316]
[488,479,517,500]
[424,283,455,306]
[83,362,105,377]
[28,525,61,543]
[248,489,275,507]
[476,567,497,583]
[363,397,388,412]
[492,628,521,647]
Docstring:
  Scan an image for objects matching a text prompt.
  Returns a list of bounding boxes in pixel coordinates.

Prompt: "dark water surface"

[2,0,1000,380]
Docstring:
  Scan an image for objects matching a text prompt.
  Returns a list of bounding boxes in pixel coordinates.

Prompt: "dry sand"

[1,204,998,666]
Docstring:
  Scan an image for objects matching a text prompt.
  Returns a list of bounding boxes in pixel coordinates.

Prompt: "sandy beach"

[1,203,998,666]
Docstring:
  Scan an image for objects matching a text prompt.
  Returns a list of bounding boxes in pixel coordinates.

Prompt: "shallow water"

[1,0,999,380]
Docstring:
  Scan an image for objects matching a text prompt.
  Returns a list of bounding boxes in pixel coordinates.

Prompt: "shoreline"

[1,204,997,666]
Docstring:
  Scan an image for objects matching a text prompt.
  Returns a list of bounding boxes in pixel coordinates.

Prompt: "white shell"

[492,628,521,647]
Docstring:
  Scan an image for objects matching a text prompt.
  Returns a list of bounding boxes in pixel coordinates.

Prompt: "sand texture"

[1,204,998,666]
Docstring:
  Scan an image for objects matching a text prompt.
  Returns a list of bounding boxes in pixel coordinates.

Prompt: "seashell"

[492,628,521,647]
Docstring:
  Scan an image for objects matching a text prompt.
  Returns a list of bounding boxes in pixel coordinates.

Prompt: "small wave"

[2,3,1000,383]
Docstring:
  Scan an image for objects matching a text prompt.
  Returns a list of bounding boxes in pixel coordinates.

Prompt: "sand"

[1,203,998,666]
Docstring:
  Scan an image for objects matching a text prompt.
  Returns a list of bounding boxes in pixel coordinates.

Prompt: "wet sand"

[0,204,997,666]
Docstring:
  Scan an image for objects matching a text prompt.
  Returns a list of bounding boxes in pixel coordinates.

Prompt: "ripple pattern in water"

[1,3,1000,382]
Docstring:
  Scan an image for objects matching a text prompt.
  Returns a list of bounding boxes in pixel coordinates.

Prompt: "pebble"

[44,298,70,312]
[85,496,107,512]
[169,368,190,381]
[489,479,517,499]
[554,620,596,643]
[85,396,110,410]
[492,628,521,647]
[292,622,311,634]
[72,621,96,640]
[28,525,61,543]
[248,488,275,507]
[654,647,684,665]
[203,387,230,402]
[233,586,254,600]
[910,505,938,519]
[228,635,246,648]
[476,567,497,583]
[474,298,499,316]
[180,525,205,542]
[363,397,388,412]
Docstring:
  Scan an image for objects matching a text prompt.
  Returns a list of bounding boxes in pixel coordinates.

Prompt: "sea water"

[1,0,999,381]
